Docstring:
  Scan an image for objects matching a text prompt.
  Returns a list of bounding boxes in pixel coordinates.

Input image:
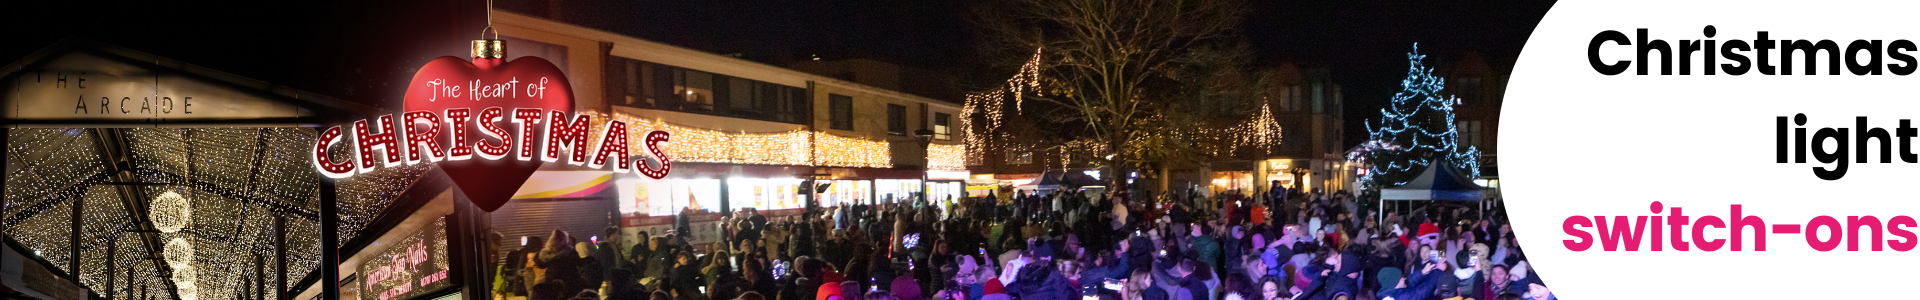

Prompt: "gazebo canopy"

[1381,161,1483,201]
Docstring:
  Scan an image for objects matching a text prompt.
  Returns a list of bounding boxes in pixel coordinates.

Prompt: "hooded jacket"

[1012,262,1077,300]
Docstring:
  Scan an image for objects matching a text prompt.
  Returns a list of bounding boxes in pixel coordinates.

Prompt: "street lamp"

[914,129,935,207]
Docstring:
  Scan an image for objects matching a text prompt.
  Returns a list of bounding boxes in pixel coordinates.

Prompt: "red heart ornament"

[402,55,573,212]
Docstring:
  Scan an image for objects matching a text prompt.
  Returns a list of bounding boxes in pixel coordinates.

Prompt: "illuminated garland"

[3,128,429,300]
[927,144,967,171]
[151,191,190,233]
[606,112,894,168]
[1236,103,1284,154]
[961,48,1045,166]
[1362,43,1482,185]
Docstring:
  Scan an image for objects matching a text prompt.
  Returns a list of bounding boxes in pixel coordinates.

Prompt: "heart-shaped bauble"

[401,56,573,212]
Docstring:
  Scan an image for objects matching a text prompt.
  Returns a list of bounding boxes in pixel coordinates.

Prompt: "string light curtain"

[605,112,895,168]
[2,128,428,300]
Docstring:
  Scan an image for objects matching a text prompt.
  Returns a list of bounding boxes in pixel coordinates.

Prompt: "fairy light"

[605,112,893,168]
[1362,43,1482,185]
[172,264,197,300]
[151,191,191,233]
[1234,102,1284,153]
[961,48,1047,166]
[926,144,967,171]
[812,133,892,168]
[4,128,428,300]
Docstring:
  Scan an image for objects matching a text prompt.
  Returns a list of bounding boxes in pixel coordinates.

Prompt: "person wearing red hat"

[1408,222,1441,249]
[817,280,845,300]
[979,278,1009,300]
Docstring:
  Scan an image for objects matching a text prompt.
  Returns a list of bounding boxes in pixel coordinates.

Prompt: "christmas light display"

[4,128,430,300]
[151,191,190,233]
[172,265,197,300]
[610,112,895,168]
[164,237,194,269]
[1362,44,1482,186]
[927,143,967,171]
[961,48,1046,165]
[1237,103,1284,154]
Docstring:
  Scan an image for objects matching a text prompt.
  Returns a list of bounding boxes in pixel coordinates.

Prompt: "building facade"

[490,11,967,252]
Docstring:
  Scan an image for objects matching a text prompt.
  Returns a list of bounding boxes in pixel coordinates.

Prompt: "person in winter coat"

[576,242,606,290]
[504,238,539,297]
[1378,255,1442,300]
[704,250,737,294]
[537,231,584,293]
[1293,248,1358,300]
[1010,258,1075,300]
[765,222,790,261]
[644,237,675,279]
[1188,223,1221,270]
[670,251,706,300]
[790,221,817,259]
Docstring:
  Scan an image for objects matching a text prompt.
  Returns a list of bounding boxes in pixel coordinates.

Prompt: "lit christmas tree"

[1363,43,1481,186]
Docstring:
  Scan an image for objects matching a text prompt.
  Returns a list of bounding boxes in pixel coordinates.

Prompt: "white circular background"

[1505,0,1920,298]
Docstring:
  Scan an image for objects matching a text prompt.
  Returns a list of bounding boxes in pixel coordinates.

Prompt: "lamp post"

[914,129,935,208]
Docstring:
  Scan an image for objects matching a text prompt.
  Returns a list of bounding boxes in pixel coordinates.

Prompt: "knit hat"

[1416,222,1440,239]
[891,275,924,300]
[984,278,1007,295]
[1376,267,1404,295]
[1030,241,1056,260]
[815,281,845,300]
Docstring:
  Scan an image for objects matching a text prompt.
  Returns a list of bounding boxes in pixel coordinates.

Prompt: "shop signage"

[358,216,451,300]
[312,40,673,211]
[3,51,312,124]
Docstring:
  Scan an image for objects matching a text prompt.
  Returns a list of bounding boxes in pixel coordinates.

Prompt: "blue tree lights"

[1362,43,1481,186]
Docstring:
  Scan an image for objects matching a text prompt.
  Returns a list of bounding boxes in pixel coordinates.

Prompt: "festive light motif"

[812,133,892,168]
[151,191,190,233]
[1361,44,1482,185]
[4,128,429,300]
[961,48,1046,165]
[1235,103,1284,154]
[172,265,197,300]
[609,112,894,168]
[164,237,194,269]
[927,144,967,171]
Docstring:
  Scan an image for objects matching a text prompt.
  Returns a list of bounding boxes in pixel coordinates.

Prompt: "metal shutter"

[490,197,617,263]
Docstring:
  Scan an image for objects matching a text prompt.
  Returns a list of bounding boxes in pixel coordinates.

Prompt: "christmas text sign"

[313,53,671,212]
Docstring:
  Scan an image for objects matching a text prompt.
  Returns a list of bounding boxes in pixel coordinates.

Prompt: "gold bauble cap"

[472,39,506,59]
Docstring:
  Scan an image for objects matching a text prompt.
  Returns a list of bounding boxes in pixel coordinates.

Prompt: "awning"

[1381,161,1484,201]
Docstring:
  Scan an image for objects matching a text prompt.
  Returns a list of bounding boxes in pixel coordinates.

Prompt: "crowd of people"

[490,182,1552,300]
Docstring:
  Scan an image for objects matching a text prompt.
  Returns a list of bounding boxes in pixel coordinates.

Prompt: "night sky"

[3,0,1554,147]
